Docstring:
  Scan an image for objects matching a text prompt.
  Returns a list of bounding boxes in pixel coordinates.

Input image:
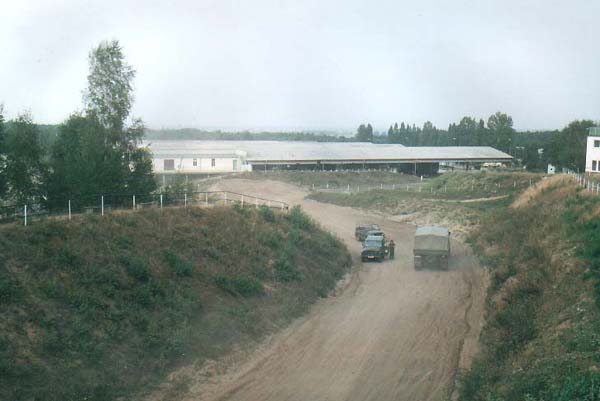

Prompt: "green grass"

[459,178,600,401]
[0,206,351,401]
[231,170,420,188]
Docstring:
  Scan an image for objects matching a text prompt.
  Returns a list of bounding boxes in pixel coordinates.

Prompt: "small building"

[152,148,251,174]
[585,128,600,174]
[547,164,556,175]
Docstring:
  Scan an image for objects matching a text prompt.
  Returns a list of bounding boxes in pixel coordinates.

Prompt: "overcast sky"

[1,0,598,132]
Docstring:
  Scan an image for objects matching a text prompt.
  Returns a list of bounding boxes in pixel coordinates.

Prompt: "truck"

[361,234,388,262]
[413,226,451,270]
[355,223,381,241]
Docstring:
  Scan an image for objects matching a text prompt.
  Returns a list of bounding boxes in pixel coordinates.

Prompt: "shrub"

[288,206,312,230]
[214,274,263,297]
[120,256,151,282]
[259,205,276,222]
[260,230,283,249]
[0,272,21,303]
[164,250,193,277]
[274,258,301,282]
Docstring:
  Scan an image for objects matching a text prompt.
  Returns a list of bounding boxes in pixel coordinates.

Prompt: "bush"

[288,205,312,230]
[274,257,301,282]
[0,272,21,303]
[164,250,193,277]
[214,274,263,297]
[259,205,276,222]
[120,256,151,282]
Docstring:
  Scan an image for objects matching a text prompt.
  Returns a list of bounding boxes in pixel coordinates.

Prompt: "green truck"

[413,226,451,270]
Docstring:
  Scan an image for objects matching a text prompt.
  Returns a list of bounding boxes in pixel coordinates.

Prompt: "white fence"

[0,190,289,227]
[570,172,600,194]
[308,179,535,195]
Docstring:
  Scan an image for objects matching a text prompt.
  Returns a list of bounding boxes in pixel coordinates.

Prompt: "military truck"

[413,226,451,270]
[361,234,388,262]
[355,223,380,241]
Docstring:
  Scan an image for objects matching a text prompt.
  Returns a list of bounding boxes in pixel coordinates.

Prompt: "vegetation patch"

[459,176,600,401]
[0,206,351,401]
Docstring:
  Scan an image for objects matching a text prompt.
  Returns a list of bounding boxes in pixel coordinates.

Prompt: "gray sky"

[1,0,598,132]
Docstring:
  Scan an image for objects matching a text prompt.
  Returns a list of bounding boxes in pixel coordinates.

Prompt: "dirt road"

[179,179,487,401]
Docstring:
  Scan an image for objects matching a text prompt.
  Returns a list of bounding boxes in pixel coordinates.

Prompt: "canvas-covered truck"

[355,223,380,241]
[413,226,451,270]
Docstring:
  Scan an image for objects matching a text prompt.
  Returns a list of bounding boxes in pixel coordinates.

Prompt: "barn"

[146,140,512,175]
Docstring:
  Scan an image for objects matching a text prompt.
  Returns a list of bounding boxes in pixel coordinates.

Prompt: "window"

[595,140,600,148]
[211,158,216,167]
[193,158,197,167]
[594,161,598,171]
[164,159,175,171]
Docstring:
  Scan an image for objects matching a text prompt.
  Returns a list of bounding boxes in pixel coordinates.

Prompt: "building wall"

[586,136,600,174]
[153,157,245,173]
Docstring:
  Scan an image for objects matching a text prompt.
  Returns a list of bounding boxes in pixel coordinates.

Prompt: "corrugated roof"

[145,140,512,162]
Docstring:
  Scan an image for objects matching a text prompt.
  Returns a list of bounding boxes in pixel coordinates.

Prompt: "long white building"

[145,140,512,174]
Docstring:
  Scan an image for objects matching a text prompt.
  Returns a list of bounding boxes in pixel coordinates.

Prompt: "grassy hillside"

[460,176,600,401]
[0,206,351,401]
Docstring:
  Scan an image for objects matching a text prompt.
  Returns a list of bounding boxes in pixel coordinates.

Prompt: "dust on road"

[171,179,487,401]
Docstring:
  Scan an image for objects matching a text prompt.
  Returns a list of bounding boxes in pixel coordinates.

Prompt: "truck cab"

[361,234,388,262]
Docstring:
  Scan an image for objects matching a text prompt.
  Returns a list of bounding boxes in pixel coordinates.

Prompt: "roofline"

[247,157,513,165]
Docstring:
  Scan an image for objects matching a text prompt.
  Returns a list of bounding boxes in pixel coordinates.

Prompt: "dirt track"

[177,179,488,401]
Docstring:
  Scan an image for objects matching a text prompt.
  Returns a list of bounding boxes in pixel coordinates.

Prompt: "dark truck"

[413,226,451,270]
[361,234,388,262]
[355,224,380,241]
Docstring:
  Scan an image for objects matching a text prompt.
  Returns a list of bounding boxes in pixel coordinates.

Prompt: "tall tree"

[48,40,154,208]
[546,120,596,172]
[487,112,515,153]
[84,40,136,134]
[355,123,373,142]
[4,113,45,204]
[366,123,374,142]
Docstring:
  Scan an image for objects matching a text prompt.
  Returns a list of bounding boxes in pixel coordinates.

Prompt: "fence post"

[24,205,27,226]
[381,183,383,189]
[160,194,163,209]
[68,200,72,220]
[133,195,136,210]
[268,200,271,208]
[101,195,104,216]
[241,194,244,207]
[205,192,208,206]
[224,192,227,204]
[444,185,447,193]
[347,184,350,192]
[255,198,258,208]
[392,184,395,190]
[281,202,284,210]
[184,193,187,208]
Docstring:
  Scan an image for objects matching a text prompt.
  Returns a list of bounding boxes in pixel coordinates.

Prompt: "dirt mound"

[511,174,572,209]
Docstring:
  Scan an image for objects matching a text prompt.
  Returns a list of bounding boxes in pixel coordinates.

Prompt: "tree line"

[0,40,155,209]
[355,113,597,172]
